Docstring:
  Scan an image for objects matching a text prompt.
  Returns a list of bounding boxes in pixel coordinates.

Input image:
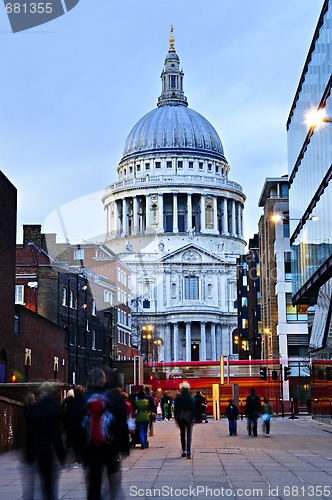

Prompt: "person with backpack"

[82,368,129,500]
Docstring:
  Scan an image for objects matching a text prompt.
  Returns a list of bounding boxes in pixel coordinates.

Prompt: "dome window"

[216,165,219,174]
[189,161,194,169]
[177,161,183,169]
[208,163,212,172]
[199,162,204,170]
[167,161,172,168]
[136,164,141,172]
[145,163,150,171]
[155,161,161,169]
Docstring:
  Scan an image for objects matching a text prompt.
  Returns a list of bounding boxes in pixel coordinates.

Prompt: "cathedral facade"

[102,30,246,362]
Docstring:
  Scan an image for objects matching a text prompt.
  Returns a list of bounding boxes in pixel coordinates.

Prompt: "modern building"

[102,29,246,362]
[0,171,17,382]
[236,234,261,360]
[258,176,310,404]
[287,0,332,359]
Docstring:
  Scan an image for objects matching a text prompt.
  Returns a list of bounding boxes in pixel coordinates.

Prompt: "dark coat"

[25,395,66,466]
[225,403,239,421]
[174,391,196,424]
[245,393,261,417]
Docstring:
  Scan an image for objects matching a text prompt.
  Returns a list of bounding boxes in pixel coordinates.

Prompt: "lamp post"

[142,324,153,362]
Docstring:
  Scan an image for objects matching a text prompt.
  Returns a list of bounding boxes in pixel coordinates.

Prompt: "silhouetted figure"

[245,388,261,437]
[64,385,86,463]
[225,399,239,436]
[24,382,66,500]
[174,382,196,459]
[261,396,273,436]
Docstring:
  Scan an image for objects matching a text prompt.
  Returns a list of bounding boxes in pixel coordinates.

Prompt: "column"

[211,323,216,360]
[133,196,139,235]
[186,322,191,361]
[160,324,165,362]
[113,201,119,236]
[213,196,218,233]
[165,323,171,361]
[222,198,229,235]
[122,198,128,236]
[145,195,150,232]
[173,322,179,361]
[200,195,206,233]
[231,200,236,236]
[187,194,192,231]
[200,322,206,361]
[173,194,178,233]
[240,203,244,238]
[158,193,164,232]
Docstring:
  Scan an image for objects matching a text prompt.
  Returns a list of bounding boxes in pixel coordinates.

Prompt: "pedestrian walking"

[63,385,86,464]
[82,368,129,500]
[24,382,66,500]
[261,396,273,436]
[174,381,196,459]
[145,386,157,436]
[135,391,150,449]
[225,399,239,436]
[245,387,261,437]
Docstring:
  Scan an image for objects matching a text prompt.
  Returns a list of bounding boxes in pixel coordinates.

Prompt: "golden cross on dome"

[169,25,175,52]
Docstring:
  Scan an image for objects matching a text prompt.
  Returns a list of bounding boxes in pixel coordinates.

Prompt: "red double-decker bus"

[144,359,288,415]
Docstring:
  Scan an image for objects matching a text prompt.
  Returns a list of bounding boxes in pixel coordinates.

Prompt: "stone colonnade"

[106,192,244,239]
[155,320,234,362]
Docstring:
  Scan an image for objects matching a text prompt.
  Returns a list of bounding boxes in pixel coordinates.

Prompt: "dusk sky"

[0,0,323,245]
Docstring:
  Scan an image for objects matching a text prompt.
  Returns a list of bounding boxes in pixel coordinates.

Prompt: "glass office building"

[287,0,332,354]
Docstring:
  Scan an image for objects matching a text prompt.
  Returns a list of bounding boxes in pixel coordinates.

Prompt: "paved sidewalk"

[1,416,332,499]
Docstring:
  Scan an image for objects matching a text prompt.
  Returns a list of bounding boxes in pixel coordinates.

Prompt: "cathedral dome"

[121,105,225,162]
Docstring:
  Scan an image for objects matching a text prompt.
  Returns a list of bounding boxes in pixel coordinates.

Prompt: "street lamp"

[271,212,318,223]
[142,324,154,362]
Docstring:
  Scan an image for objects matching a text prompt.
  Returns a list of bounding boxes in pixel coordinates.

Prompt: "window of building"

[284,252,292,280]
[280,183,289,198]
[15,285,24,304]
[257,291,261,305]
[15,315,20,336]
[91,330,96,350]
[136,164,141,172]
[145,163,150,171]
[129,166,133,174]
[283,221,290,238]
[171,75,176,88]
[199,162,204,170]
[241,297,248,307]
[118,329,121,343]
[167,161,172,168]
[61,287,67,306]
[242,275,247,287]
[123,332,126,345]
[117,309,121,322]
[124,311,127,325]
[155,161,161,169]
[143,299,150,309]
[242,319,248,329]
[286,293,308,321]
[189,161,194,169]
[124,291,127,305]
[92,299,96,316]
[74,249,84,260]
[208,163,212,172]
[184,276,199,300]
[117,267,121,282]
[123,272,127,287]
[216,165,219,173]
[69,290,75,309]
[177,161,183,169]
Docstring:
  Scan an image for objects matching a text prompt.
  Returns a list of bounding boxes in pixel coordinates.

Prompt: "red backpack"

[83,393,115,446]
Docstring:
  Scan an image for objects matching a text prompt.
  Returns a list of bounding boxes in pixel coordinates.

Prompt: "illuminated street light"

[271,212,318,223]
[304,108,332,128]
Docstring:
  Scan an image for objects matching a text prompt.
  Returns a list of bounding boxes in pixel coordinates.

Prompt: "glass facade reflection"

[287,0,332,302]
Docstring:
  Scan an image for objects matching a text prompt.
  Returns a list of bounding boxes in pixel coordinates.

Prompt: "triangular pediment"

[158,244,227,265]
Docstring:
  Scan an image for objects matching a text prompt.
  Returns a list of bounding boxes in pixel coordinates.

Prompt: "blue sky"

[0,0,323,244]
